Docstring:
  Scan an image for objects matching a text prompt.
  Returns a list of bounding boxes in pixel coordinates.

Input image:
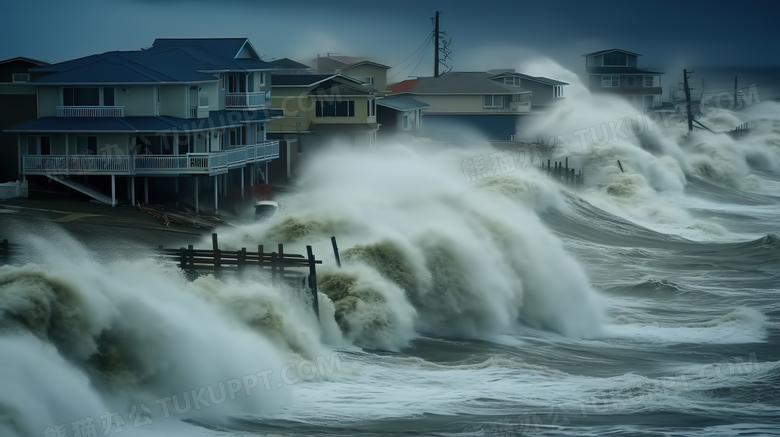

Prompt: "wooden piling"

[306,245,320,320]
[331,236,342,268]
[278,243,284,280]
[212,233,220,269]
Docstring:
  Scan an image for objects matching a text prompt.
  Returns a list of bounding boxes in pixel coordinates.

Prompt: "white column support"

[111,175,116,207]
[241,167,245,198]
[265,161,269,184]
[214,175,219,214]
[131,177,135,205]
[17,135,22,181]
[144,178,149,204]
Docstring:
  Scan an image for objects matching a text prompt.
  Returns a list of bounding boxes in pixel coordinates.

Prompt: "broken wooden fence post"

[306,245,320,320]
[331,236,342,268]
[278,243,284,283]
[212,233,220,269]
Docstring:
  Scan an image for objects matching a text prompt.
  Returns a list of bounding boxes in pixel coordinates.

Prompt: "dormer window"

[503,77,520,87]
[603,52,627,66]
[12,73,29,83]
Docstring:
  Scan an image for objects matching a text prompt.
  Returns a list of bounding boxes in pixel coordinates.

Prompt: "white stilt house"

[5,38,282,212]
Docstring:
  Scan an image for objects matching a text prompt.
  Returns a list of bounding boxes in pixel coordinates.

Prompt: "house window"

[26,136,50,155]
[602,75,619,87]
[483,95,504,108]
[367,99,375,117]
[503,77,520,87]
[229,127,245,147]
[603,52,627,66]
[258,72,265,86]
[403,113,412,130]
[76,136,98,155]
[315,100,354,117]
[354,76,374,85]
[63,87,100,106]
[644,76,655,87]
[12,73,29,83]
[220,75,225,90]
[103,87,115,106]
[553,86,564,98]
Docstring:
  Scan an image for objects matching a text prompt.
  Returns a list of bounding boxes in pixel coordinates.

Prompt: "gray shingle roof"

[588,67,664,75]
[269,58,311,70]
[376,94,429,111]
[272,74,335,86]
[393,72,536,94]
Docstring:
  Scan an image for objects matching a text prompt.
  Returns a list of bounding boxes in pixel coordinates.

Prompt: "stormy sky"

[2,0,777,84]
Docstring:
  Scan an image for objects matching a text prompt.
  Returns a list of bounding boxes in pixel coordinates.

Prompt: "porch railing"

[225,92,266,108]
[22,141,279,176]
[56,106,125,117]
[23,156,131,174]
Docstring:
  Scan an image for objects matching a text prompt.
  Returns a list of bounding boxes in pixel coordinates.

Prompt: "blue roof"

[31,38,276,84]
[5,109,283,134]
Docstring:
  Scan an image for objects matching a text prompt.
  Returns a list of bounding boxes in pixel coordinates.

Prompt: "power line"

[388,31,434,72]
[388,37,432,80]
[408,42,432,78]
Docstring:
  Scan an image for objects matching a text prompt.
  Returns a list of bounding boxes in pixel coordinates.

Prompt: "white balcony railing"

[225,92,266,108]
[56,106,125,117]
[23,156,131,174]
[23,142,280,176]
[509,102,531,113]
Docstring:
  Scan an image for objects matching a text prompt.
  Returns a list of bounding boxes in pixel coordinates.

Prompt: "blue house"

[4,38,282,212]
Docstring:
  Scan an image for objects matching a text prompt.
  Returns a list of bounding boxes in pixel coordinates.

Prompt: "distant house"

[268,58,312,74]
[582,49,663,109]
[315,56,391,94]
[4,38,282,212]
[266,73,381,180]
[388,70,567,140]
[376,94,429,136]
[0,57,49,182]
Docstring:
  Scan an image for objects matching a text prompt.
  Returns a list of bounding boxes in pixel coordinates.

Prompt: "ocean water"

[1,63,779,437]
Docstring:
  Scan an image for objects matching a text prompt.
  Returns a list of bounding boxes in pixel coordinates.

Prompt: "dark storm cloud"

[2,0,777,81]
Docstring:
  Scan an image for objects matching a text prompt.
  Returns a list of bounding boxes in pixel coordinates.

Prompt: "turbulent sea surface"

[1,69,779,437]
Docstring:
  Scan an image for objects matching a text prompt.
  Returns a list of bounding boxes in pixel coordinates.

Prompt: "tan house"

[315,56,391,94]
[266,73,381,180]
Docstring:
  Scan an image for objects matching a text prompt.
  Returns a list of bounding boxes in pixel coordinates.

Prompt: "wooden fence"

[541,157,583,188]
[157,233,322,318]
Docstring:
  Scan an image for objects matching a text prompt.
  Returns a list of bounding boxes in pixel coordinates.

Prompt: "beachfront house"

[266,73,381,180]
[376,94,429,137]
[387,70,568,140]
[582,49,663,109]
[4,38,282,212]
[0,57,49,184]
[315,55,391,94]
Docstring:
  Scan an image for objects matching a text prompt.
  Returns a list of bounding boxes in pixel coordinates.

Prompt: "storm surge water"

[220,145,604,349]
[2,59,780,437]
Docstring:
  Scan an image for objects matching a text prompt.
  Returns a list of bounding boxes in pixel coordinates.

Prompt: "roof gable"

[0,57,49,67]
[582,48,642,57]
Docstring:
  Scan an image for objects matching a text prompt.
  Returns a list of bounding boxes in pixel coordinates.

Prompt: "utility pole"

[683,69,694,132]
[433,11,440,77]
